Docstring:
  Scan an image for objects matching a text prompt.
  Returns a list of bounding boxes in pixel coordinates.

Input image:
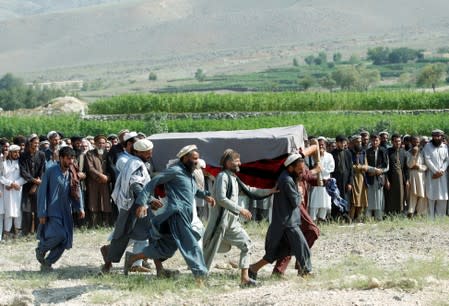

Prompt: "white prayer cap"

[284,153,303,167]
[9,144,20,152]
[317,136,327,142]
[123,131,138,142]
[40,140,49,145]
[133,139,153,152]
[379,131,389,137]
[176,144,198,158]
[431,129,444,136]
[198,158,206,169]
[47,131,59,139]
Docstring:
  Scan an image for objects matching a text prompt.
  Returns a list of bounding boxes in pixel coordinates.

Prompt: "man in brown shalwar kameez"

[349,135,368,221]
[85,135,113,227]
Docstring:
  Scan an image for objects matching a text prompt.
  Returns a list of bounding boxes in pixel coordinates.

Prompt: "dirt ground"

[1,218,449,306]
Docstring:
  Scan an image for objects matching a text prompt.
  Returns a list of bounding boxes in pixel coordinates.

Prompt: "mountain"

[1,0,448,80]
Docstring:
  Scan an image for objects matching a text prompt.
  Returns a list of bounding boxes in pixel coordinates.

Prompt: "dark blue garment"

[37,163,83,251]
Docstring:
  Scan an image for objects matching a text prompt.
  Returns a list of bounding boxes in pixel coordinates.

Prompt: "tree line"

[0,73,65,111]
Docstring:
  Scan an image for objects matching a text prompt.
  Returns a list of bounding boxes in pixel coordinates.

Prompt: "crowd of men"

[0,127,447,287]
[309,129,448,223]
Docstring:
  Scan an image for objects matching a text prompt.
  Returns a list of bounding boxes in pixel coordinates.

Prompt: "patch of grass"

[88,290,121,304]
[0,270,58,289]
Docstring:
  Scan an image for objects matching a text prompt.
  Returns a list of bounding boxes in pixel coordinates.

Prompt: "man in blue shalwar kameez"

[35,147,85,271]
[124,144,215,285]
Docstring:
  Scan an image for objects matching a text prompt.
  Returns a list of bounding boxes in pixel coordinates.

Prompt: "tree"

[293,58,299,67]
[0,73,65,111]
[298,75,315,91]
[0,73,24,90]
[367,47,390,65]
[148,72,157,81]
[355,65,381,91]
[331,67,360,90]
[348,54,360,64]
[330,65,380,91]
[333,52,342,63]
[319,74,337,92]
[416,64,445,92]
[314,52,327,65]
[304,55,315,65]
[388,47,419,64]
[195,69,206,82]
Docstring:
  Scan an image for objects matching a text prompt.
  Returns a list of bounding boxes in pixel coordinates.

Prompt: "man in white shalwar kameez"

[0,145,26,239]
[406,136,427,217]
[423,129,448,219]
[309,137,335,222]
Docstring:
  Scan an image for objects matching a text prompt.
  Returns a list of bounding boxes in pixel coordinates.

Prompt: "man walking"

[123,145,215,285]
[249,153,313,280]
[35,147,84,271]
[203,149,277,287]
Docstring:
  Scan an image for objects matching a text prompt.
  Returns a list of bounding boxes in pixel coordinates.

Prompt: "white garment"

[0,159,26,218]
[406,150,427,198]
[309,151,335,210]
[423,142,449,200]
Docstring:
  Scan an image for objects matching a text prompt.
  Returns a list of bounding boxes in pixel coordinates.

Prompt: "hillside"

[1,0,448,82]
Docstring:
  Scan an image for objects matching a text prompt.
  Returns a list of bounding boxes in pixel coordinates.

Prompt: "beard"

[432,139,442,147]
[185,159,197,173]
[354,144,363,152]
[230,165,240,173]
[97,148,104,155]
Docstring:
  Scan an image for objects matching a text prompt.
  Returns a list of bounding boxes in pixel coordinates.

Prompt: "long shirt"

[37,163,83,249]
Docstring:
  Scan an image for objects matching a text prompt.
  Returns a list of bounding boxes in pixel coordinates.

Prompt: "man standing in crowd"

[85,134,113,227]
[308,137,334,222]
[44,131,60,169]
[331,135,353,208]
[423,129,448,219]
[20,134,46,236]
[123,145,215,286]
[0,145,26,239]
[360,130,370,151]
[385,134,409,215]
[379,131,390,150]
[365,134,389,221]
[349,135,368,222]
[35,147,84,271]
[249,153,313,281]
[203,149,277,287]
[406,136,427,217]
